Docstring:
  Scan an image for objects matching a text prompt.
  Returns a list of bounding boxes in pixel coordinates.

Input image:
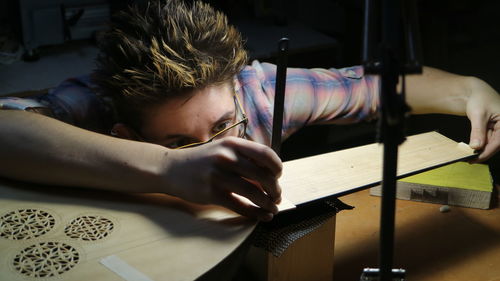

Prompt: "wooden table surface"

[333,186,500,281]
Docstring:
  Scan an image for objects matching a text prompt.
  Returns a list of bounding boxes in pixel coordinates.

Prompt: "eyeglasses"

[172,94,248,149]
[125,93,248,149]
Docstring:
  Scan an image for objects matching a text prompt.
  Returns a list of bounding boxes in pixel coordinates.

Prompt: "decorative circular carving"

[13,242,79,278]
[65,215,114,241]
[0,209,55,240]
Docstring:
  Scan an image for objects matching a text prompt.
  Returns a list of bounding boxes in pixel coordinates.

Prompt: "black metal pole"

[379,0,402,279]
[361,0,421,280]
[379,126,399,281]
[362,0,376,72]
[271,38,289,156]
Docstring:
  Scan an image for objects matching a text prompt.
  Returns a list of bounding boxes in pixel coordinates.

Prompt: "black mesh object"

[251,198,354,257]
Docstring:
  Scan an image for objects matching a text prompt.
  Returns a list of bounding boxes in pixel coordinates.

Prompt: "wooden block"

[370,161,493,209]
[371,182,493,209]
[243,216,336,281]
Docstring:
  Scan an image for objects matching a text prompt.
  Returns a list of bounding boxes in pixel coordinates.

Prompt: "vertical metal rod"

[271,38,289,156]
[403,0,423,73]
[362,0,420,280]
[379,129,399,281]
[362,0,378,72]
[379,0,401,279]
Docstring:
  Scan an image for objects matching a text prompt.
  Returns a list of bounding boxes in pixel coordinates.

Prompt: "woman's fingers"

[227,138,283,177]
[164,137,283,220]
[475,121,500,162]
[217,154,282,203]
[211,170,279,214]
[211,188,275,222]
[465,77,500,161]
[221,138,283,201]
[468,111,488,151]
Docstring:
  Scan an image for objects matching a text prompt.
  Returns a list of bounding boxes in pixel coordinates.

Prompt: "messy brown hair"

[93,0,248,129]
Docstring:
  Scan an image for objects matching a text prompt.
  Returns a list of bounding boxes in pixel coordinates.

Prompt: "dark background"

[0,0,499,179]
[208,0,500,180]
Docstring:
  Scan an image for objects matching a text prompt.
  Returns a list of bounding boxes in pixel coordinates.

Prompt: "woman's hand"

[466,78,500,162]
[158,137,282,221]
[405,67,500,162]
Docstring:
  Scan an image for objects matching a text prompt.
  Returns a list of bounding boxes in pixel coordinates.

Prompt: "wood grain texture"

[243,216,336,281]
[0,182,255,281]
[370,182,493,209]
[279,131,475,208]
[334,188,500,281]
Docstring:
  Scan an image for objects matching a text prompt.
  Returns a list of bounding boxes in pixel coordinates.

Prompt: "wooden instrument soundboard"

[0,132,475,281]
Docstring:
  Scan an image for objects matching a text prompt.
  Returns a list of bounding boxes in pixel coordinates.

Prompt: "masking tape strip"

[100,255,154,281]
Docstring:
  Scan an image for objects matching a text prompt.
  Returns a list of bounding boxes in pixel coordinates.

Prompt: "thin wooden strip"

[279,132,475,208]
[100,255,155,281]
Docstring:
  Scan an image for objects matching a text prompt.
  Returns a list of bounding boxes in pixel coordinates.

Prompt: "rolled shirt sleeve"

[236,61,380,146]
[2,62,379,144]
[0,75,114,133]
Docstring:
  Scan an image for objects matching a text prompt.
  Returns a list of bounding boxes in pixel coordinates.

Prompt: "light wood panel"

[0,183,255,281]
[279,131,475,208]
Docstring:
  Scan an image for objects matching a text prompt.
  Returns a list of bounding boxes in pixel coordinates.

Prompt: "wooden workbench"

[334,187,500,281]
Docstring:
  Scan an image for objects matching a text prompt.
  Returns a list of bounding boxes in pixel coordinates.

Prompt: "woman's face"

[138,82,239,148]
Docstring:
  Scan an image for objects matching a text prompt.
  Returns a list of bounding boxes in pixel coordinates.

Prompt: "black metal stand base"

[360,268,406,281]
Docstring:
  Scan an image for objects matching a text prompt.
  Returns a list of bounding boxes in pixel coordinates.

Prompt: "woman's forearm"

[404,66,474,115]
[0,110,168,193]
[0,110,283,220]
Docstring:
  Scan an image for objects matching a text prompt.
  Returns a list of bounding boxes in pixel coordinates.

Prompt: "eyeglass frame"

[123,92,248,149]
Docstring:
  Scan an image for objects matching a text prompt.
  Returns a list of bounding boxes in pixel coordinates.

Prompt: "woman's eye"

[166,139,190,149]
[213,121,231,133]
[166,142,181,149]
